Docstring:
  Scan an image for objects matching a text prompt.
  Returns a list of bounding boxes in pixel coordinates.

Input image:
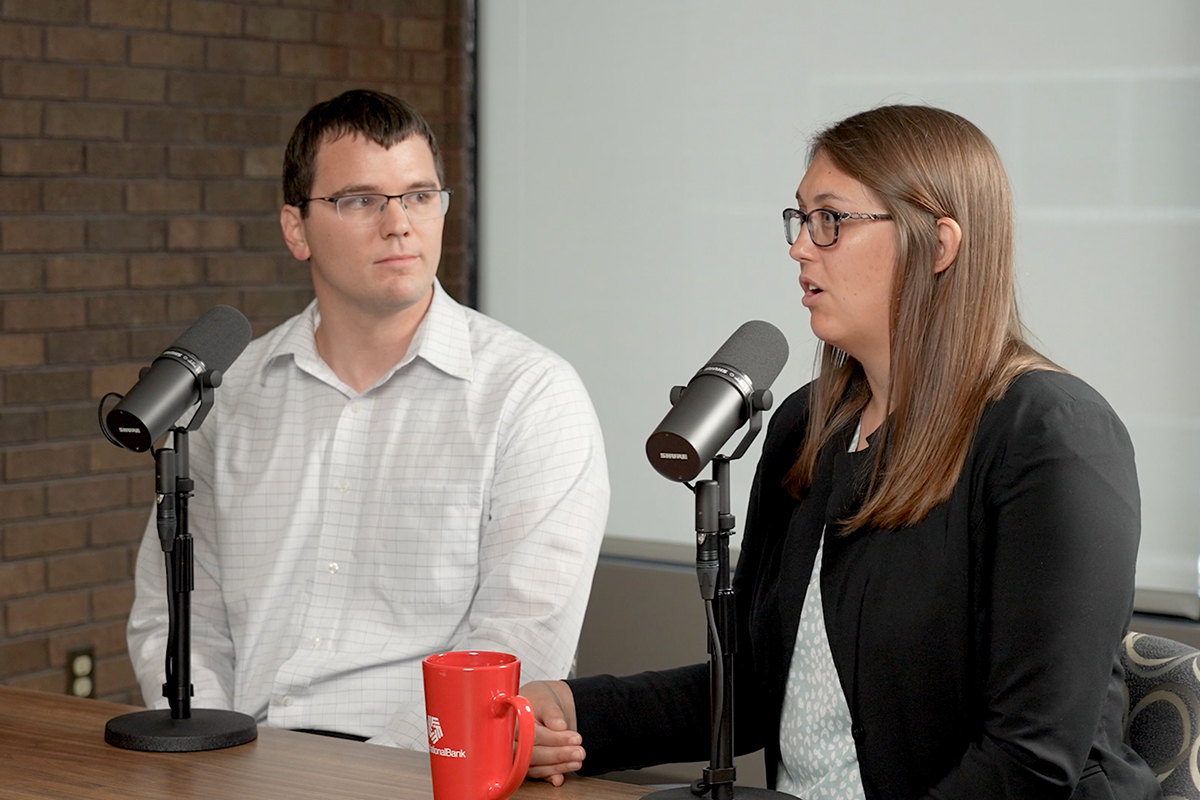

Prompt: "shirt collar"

[260,280,474,388]
[403,280,473,382]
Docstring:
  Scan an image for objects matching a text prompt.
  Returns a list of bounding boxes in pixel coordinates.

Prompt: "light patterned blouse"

[775,425,867,799]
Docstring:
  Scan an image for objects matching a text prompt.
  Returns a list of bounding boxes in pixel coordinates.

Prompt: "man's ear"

[280,205,311,262]
[933,217,962,274]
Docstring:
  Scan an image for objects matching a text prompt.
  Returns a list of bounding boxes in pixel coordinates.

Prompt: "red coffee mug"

[422,651,534,800]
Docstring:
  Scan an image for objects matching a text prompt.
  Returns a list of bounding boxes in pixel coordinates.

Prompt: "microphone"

[645,320,789,482]
[103,305,252,452]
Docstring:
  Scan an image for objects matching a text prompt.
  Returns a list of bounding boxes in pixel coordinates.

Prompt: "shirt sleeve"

[924,389,1141,798]
[372,358,610,749]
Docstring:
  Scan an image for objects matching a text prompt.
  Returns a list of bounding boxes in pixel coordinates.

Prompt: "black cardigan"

[570,371,1160,799]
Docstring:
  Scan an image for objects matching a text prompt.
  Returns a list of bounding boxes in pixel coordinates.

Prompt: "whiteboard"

[476,0,1200,615]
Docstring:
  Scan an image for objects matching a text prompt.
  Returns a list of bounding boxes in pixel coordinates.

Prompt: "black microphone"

[104,305,252,452]
[645,320,789,482]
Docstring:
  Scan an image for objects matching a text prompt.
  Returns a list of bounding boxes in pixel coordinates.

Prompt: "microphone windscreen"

[705,320,789,391]
[172,305,252,373]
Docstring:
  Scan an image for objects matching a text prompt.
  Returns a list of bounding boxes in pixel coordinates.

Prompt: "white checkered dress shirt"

[128,281,610,748]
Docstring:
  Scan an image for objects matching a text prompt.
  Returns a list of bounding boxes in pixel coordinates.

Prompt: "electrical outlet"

[66,647,95,699]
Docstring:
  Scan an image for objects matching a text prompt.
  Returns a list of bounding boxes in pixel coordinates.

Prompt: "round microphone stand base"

[105,708,257,752]
[643,785,795,799]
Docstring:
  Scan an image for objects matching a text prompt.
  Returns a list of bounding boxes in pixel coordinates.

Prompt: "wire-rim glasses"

[302,190,453,224]
[782,208,892,247]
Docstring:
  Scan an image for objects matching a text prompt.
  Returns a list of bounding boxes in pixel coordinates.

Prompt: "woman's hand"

[521,680,585,786]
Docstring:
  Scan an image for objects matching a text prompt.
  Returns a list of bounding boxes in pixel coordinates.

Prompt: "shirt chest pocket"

[366,482,484,610]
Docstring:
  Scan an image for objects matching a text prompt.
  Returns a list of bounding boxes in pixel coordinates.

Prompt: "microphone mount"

[646,391,788,800]
[645,321,791,797]
[100,359,255,753]
[185,367,221,435]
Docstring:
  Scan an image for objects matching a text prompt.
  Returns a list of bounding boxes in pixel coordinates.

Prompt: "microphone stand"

[104,370,257,752]
[646,392,792,800]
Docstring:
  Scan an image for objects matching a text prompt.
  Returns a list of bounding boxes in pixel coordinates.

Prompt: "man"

[127,90,609,748]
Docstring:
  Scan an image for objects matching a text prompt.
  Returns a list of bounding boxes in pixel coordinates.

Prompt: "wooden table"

[0,687,651,799]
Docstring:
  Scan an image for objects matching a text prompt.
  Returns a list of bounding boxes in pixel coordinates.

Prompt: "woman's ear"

[280,205,311,262]
[933,217,962,274]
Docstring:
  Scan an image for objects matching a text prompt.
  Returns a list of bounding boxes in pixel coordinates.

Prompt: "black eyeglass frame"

[782,207,892,247]
[299,189,453,221]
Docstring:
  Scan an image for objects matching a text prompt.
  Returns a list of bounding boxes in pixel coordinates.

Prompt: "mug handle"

[488,693,535,800]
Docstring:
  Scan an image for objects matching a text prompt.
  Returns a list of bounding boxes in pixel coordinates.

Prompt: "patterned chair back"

[1122,631,1200,799]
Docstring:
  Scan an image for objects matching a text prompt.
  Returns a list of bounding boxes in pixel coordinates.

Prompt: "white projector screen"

[476,1,1200,617]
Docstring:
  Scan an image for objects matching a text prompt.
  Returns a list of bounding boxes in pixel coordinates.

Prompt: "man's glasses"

[302,190,453,224]
[782,208,892,247]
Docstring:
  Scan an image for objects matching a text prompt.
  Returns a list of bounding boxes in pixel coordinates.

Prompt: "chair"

[1122,631,1200,799]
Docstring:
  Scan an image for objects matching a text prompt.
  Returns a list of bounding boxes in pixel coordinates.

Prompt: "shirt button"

[328,562,339,574]
[282,696,293,707]
[349,401,360,413]
[337,481,350,494]
[310,636,321,646]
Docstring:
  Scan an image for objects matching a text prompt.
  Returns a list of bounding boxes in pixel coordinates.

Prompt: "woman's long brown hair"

[784,105,1056,531]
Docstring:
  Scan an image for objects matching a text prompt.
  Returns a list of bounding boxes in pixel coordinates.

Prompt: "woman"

[523,105,1160,799]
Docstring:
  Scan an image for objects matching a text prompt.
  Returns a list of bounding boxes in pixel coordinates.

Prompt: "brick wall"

[0,0,473,704]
